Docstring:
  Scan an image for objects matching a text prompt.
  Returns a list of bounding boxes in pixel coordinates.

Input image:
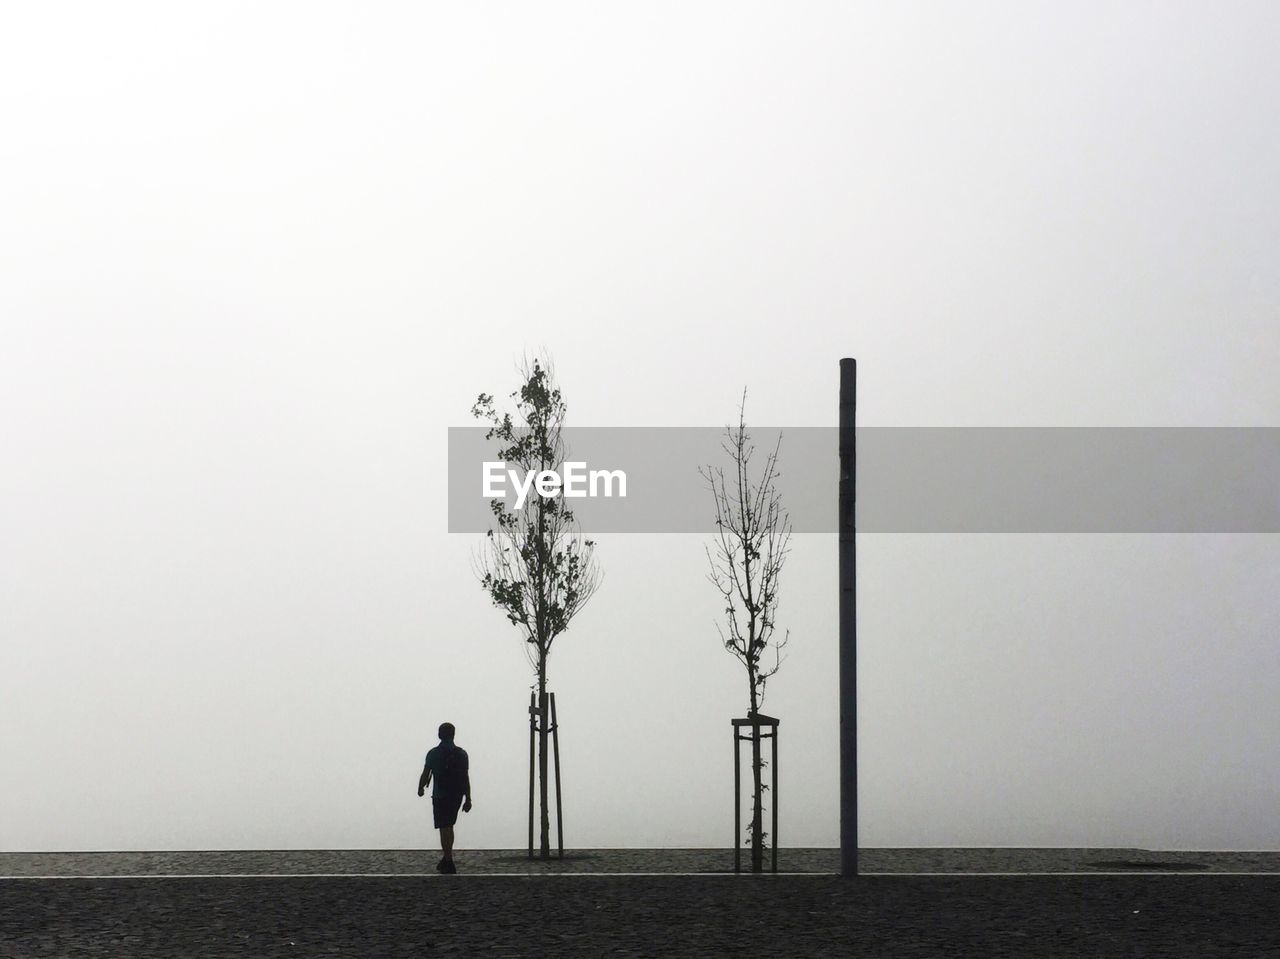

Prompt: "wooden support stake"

[771,726,778,874]
[551,692,564,860]
[527,691,536,860]
[539,692,549,858]
[733,726,741,873]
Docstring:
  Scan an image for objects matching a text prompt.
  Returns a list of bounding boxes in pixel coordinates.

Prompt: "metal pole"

[839,357,858,877]
[550,692,564,860]
[771,725,778,874]
[733,725,741,874]
[528,691,536,860]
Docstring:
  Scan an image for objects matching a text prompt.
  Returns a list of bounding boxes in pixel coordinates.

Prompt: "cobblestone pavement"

[3,848,1279,877]
[2,874,1278,957]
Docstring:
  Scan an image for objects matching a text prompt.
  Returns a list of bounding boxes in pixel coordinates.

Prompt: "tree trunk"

[535,487,552,860]
[538,665,551,859]
[750,736,764,871]
[749,679,764,873]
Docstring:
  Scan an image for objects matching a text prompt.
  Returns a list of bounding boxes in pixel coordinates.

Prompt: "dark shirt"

[424,741,469,799]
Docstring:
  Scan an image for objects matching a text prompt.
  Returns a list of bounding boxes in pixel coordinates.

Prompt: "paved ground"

[4,851,1279,957]
[3,873,1279,957]
[4,847,1280,877]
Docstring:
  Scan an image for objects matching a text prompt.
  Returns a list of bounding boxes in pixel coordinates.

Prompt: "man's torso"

[425,743,468,799]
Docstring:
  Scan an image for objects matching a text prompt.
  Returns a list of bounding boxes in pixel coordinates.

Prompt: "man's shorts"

[432,793,464,829]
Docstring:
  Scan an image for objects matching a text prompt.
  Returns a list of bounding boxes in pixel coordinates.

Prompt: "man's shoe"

[442,859,457,874]
[435,858,447,873]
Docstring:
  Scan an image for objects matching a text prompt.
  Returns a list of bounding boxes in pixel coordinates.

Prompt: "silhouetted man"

[418,722,472,874]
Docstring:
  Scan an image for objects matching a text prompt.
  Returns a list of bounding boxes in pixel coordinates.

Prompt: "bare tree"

[701,392,792,872]
[471,356,601,858]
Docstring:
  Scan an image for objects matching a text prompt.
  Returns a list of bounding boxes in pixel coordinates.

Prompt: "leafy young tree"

[701,394,792,872]
[471,357,600,858]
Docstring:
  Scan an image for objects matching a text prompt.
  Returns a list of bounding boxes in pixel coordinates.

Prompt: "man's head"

[438,722,455,742]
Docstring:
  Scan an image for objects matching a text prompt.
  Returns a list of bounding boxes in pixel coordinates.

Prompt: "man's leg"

[440,826,455,862]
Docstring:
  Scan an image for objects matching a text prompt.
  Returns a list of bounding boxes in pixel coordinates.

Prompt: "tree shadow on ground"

[488,853,604,864]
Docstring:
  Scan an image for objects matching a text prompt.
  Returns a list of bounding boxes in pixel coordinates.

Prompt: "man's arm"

[462,754,472,812]
[417,763,431,797]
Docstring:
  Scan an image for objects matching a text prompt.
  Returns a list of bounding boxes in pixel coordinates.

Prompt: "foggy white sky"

[2,2,1278,851]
